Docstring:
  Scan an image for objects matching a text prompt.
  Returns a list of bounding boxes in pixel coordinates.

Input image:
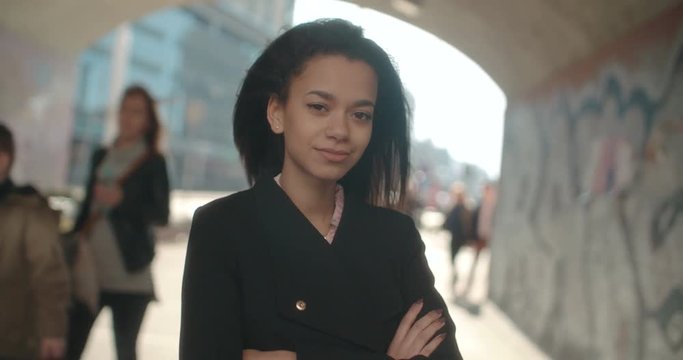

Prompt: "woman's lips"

[317,148,350,162]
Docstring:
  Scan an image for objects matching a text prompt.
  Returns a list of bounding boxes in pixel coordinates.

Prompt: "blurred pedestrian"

[0,122,70,360]
[66,85,170,360]
[443,182,472,290]
[462,182,497,297]
[180,19,463,360]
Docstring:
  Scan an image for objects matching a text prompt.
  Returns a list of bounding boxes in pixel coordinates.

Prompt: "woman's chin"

[310,168,348,183]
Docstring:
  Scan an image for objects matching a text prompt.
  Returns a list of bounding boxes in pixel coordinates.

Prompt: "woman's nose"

[325,112,349,140]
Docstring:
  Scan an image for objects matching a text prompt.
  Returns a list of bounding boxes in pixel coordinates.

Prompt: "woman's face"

[118,93,149,143]
[268,55,377,183]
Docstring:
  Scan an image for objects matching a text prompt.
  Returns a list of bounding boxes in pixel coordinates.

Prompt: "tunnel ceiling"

[1,0,681,97]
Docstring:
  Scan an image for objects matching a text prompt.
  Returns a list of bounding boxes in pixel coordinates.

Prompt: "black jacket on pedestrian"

[443,204,472,259]
[73,147,170,272]
[180,177,463,360]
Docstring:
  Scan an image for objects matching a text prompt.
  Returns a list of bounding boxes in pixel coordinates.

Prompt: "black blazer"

[180,177,463,359]
[73,147,170,271]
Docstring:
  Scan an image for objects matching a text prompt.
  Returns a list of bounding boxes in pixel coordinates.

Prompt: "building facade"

[70,0,294,191]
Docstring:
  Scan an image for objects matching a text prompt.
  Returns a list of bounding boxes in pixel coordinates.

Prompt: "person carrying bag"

[67,150,153,314]
[65,85,169,360]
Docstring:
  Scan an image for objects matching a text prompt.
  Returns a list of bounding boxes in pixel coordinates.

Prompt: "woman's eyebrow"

[306,90,375,107]
[353,99,375,108]
[306,90,335,100]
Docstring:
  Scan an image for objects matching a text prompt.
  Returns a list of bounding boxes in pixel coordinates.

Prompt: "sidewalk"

[421,228,549,360]
[81,228,548,359]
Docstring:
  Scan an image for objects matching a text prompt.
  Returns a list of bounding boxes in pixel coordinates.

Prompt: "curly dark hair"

[233,19,410,207]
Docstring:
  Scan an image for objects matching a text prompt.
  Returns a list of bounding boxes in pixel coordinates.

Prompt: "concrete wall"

[490,6,683,360]
[0,28,77,190]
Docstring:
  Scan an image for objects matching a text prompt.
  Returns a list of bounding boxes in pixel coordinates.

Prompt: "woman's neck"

[279,166,337,235]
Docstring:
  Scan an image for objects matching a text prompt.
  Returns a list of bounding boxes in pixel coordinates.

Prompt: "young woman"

[67,85,170,360]
[180,19,463,360]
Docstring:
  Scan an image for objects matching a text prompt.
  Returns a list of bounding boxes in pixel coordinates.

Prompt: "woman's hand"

[387,299,446,360]
[243,349,296,360]
[94,184,123,207]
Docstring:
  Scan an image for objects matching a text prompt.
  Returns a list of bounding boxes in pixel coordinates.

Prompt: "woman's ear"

[267,95,285,134]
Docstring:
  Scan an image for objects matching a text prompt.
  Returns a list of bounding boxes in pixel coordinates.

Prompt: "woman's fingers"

[395,299,424,342]
[403,308,443,346]
[387,299,424,358]
[388,303,448,359]
[415,316,446,346]
[243,350,296,360]
[419,333,447,357]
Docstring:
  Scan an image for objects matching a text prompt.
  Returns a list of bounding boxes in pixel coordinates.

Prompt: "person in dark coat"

[66,85,170,360]
[443,183,472,289]
[180,19,464,360]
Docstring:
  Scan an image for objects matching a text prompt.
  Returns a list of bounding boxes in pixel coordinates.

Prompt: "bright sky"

[293,0,507,178]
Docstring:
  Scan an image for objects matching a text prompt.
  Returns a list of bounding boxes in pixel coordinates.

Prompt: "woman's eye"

[354,112,373,121]
[307,103,327,112]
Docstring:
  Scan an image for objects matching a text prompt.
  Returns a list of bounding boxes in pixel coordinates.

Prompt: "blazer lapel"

[252,178,402,352]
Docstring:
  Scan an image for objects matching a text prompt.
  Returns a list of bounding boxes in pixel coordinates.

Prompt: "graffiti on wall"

[652,188,683,250]
[491,27,683,360]
[652,287,683,353]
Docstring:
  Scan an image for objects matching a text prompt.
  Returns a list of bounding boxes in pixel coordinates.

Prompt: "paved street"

[81,227,548,360]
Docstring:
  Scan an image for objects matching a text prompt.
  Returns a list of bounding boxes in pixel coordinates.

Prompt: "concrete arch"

[1,0,679,97]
